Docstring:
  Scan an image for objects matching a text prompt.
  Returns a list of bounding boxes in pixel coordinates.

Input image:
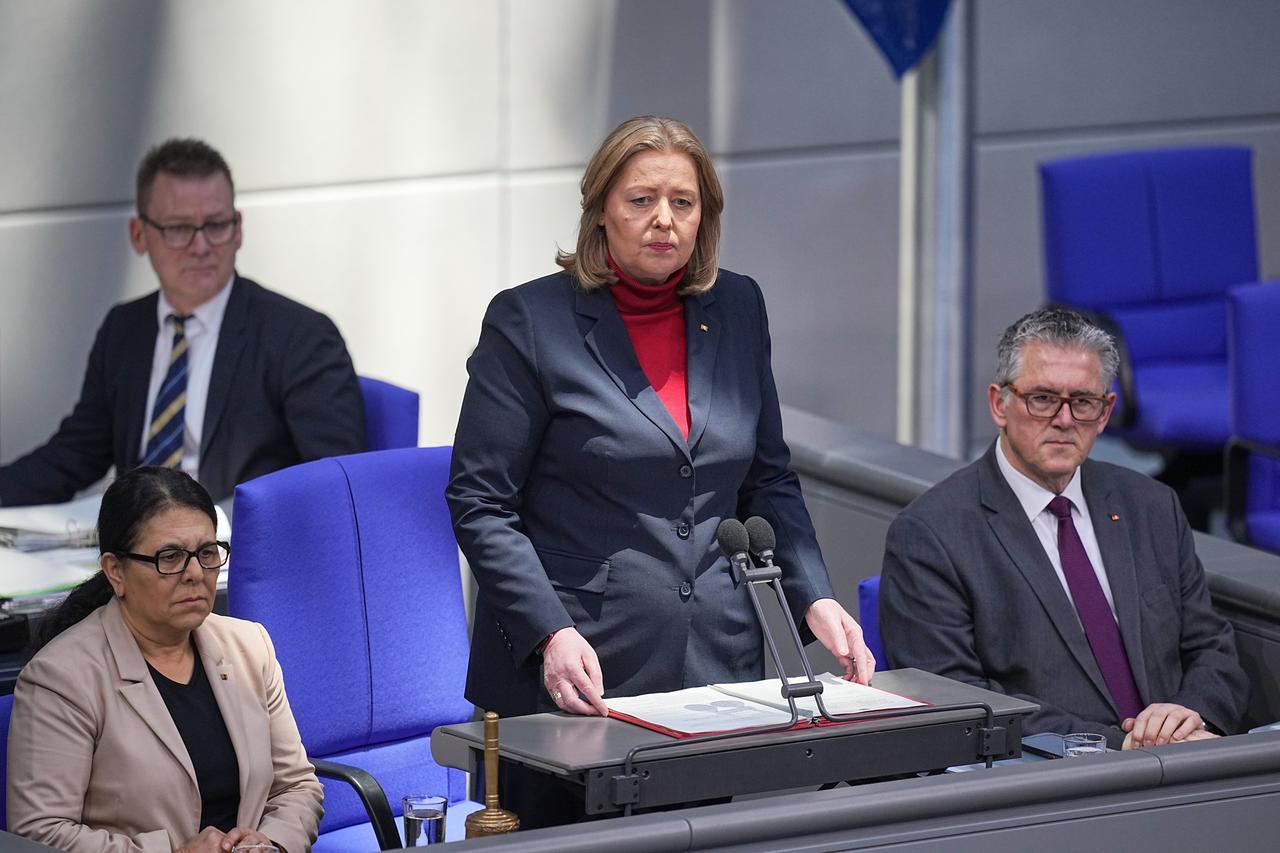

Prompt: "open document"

[606,672,927,738]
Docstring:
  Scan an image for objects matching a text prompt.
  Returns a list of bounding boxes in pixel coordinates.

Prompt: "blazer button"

[679,464,693,479]
[679,581,692,597]
[676,523,690,539]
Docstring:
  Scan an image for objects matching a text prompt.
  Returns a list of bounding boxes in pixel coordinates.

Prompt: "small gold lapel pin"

[699,323,709,332]
[1110,514,1121,522]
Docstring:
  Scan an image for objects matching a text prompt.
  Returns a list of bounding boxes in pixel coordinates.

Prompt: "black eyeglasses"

[139,214,239,250]
[118,541,230,575]
[1005,383,1110,423]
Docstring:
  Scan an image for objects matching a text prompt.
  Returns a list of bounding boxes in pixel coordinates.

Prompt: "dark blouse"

[148,655,241,832]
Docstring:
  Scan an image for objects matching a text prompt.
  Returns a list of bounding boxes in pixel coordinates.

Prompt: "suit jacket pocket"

[1140,582,1181,684]
[539,547,610,623]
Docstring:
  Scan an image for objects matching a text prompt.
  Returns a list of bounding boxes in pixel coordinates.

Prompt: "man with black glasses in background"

[0,138,365,506]
[881,307,1247,750]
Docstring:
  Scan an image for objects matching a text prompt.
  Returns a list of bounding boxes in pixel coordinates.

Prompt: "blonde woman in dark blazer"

[7,467,322,853]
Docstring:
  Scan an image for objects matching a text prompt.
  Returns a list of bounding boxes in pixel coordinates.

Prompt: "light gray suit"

[880,443,1248,748]
[7,597,323,853]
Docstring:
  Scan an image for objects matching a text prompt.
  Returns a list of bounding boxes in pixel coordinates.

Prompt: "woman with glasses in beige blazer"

[7,466,322,853]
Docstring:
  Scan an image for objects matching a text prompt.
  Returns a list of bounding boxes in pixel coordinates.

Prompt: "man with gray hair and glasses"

[881,306,1247,749]
[0,138,365,507]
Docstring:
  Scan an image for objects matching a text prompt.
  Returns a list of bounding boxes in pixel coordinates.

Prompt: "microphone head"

[716,518,750,556]
[744,516,777,553]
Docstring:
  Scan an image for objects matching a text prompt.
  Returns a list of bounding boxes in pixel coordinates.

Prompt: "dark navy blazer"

[447,269,835,716]
[0,276,365,505]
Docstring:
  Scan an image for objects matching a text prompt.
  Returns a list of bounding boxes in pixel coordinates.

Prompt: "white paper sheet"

[606,685,797,734]
[712,672,926,716]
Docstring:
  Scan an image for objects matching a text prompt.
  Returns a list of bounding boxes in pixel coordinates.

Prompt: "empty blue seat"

[1040,146,1260,451]
[1227,282,1280,552]
[230,446,475,849]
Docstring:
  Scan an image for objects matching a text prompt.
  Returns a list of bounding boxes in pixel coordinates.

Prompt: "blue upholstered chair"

[1,692,13,831]
[358,376,420,451]
[1040,146,1261,451]
[230,446,475,850]
[1226,282,1280,552]
[857,576,886,672]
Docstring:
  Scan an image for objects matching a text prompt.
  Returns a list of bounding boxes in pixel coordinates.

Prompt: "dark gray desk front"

[424,731,1280,852]
[431,669,1035,815]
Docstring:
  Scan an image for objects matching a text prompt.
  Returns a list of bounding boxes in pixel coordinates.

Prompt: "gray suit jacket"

[880,443,1248,747]
[7,598,323,853]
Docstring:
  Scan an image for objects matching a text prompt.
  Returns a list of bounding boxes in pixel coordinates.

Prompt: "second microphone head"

[744,516,777,553]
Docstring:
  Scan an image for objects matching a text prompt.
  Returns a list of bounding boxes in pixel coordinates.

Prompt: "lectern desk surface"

[430,668,1038,815]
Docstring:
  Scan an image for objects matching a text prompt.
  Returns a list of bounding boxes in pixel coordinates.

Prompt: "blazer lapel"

[575,286,692,460]
[120,295,162,469]
[104,598,199,792]
[202,275,250,460]
[1082,462,1152,704]
[684,290,719,452]
[977,447,1114,704]
[195,622,266,826]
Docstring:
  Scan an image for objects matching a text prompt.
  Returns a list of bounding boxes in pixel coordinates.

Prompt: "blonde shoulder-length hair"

[556,116,724,296]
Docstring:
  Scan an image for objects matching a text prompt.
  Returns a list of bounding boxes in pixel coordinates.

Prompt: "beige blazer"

[7,597,323,853]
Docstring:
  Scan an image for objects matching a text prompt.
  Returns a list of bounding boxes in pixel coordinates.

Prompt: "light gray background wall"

[2,0,1278,465]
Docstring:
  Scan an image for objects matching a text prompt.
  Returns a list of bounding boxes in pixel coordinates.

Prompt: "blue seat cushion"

[1119,361,1230,449]
[1110,299,1227,364]
[1248,511,1280,554]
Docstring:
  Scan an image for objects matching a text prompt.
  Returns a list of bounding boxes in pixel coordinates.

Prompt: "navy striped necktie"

[1047,495,1144,720]
[142,314,193,469]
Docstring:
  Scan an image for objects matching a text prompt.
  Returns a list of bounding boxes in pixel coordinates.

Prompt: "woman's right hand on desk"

[542,627,608,716]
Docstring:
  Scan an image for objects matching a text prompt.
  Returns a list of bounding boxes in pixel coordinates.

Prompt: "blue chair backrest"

[1040,146,1257,367]
[230,446,470,833]
[1,692,13,831]
[1228,282,1280,532]
[857,576,886,672]
[358,376,420,451]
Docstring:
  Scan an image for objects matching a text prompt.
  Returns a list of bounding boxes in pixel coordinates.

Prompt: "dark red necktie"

[1047,496,1144,720]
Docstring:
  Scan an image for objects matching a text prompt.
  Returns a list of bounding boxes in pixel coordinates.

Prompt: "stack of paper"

[0,494,102,551]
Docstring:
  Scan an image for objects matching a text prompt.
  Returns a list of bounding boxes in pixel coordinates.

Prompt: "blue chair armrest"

[1224,437,1280,545]
[311,758,401,851]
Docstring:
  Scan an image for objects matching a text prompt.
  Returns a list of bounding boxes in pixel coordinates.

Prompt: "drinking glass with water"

[402,794,448,845]
[1062,732,1107,757]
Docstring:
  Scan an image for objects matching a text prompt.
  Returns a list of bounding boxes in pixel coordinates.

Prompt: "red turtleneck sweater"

[609,258,690,440]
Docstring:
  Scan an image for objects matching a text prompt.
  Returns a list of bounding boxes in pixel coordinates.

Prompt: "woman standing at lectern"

[447,116,872,726]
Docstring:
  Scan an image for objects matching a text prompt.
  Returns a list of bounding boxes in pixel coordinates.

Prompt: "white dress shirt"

[140,277,235,479]
[995,437,1118,618]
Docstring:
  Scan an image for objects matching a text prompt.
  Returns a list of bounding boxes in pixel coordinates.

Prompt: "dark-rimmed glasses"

[139,214,239,250]
[118,541,230,575]
[1005,383,1110,423]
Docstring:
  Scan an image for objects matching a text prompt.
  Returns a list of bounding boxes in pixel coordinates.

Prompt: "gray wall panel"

[976,0,1280,134]
[0,1,501,213]
[709,0,900,154]
[719,152,901,439]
